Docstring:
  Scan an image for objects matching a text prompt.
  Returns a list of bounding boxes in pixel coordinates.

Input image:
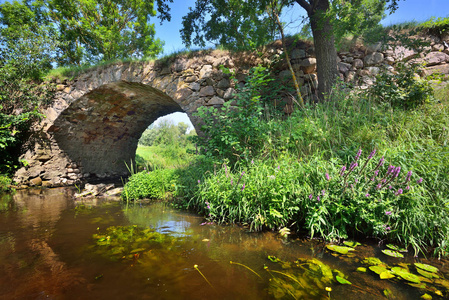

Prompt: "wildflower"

[321,190,325,196]
[376,156,385,168]
[241,183,245,191]
[340,165,346,176]
[309,194,313,200]
[317,196,320,201]
[385,226,391,231]
[365,193,370,197]
[381,179,387,183]
[405,171,412,183]
[386,165,394,176]
[388,185,393,189]
[393,166,401,178]
[417,178,423,184]
[385,211,392,216]
[251,160,254,164]
[225,165,228,177]
[355,178,358,183]
[325,173,330,181]
[198,180,201,184]
[349,162,358,172]
[368,148,376,159]
[374,170,379,177]
[277,165,280,170]
[355,148,362,161]
[269,175,275,180]
[230,178,233,185]
[405,186,410,190]
[376,183,382,190]
[395,188,403,196]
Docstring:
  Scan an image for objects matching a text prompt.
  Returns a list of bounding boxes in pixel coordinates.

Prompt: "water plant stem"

[230,261,262,279]
[194,264,215,291]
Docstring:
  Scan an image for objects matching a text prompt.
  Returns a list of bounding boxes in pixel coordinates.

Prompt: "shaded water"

[1,188,448,300]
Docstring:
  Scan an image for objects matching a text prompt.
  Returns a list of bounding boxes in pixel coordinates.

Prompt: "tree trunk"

[297,0,339,101]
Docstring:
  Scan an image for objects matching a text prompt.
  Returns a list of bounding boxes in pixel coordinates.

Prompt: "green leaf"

[356,267,367,273]
[386,244,408,252]
[326,245,355,255]
[268,255,280,262]
[335,275,352,285]
[414,263,439,273]
[343,241,361,248]
[416,268,439,279]
[369,265,389,275]
[380,271,395,279]
[391,267,421,284]
[382,249,404,258]
[421,293,432,300]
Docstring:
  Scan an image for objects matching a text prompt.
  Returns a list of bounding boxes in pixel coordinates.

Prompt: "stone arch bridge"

[13,37,449,187]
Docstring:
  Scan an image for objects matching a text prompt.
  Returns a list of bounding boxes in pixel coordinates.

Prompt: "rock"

[199,86,215,97]
[364,52,384,66]
[391,46,419,61]
[278,70,291,78]
[344,56,354,63]
[30,177,43,186]
[366,67,380,76]
[105,187,123,197]
[432,44,445,51]
[189,82,201,91]
[185,75,198,83]
[301,58,317,74]
[42,181,52,187]
[352,59,364,69]
[216,78,230,89]
[223,88,235,100]
[206,96,225,106]
[338,62,352,74]
[291,48,306,59]
[345,71,356,82]
[385,56,395,65]
[199,65,213,79]
[365,42,382,53]
[424,63,449,77]
[424,52,449,66]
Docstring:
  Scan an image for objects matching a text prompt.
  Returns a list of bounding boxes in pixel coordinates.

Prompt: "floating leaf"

[416,268,439,279]
[415,263,439,274]
[434,290,443,296]
[268,255,281,263]
[362,257,384,266]
[382,249,404,258]
[356,267,367,273]
[391,267,421,284]
[335,275,352,285]
[383,289,393,299]
[380,271,395,279]
[421,293,432,300]
[408,282,427,289]
[326,245,354,255]
[386,244,408,252]
[369,265,389,275]
[343,241,361,248]
[433,278,449,289]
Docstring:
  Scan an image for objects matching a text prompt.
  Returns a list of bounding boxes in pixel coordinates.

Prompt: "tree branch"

[295,0,311,14]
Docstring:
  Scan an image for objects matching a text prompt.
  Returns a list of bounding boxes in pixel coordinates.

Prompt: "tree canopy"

[0,0,165,66]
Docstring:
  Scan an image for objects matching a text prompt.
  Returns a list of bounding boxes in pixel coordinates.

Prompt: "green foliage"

[194,65,279,163]
[0,0,164,66]
[121,169,177,200]
[367,63,435,110]
[0,12,57,174]
[419,16,449,38]
[0,175,12,193]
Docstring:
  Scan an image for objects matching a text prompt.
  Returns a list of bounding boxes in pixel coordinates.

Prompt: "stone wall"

[13,33,449,188]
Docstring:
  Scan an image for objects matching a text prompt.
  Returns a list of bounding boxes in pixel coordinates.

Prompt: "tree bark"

[296,0,339,101]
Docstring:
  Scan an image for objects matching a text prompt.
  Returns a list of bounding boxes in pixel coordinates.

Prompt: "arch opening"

[51,81,184,178]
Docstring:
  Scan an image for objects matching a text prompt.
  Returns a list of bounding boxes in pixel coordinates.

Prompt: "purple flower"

[198,180,201,184]
[405,171,412,183]
[317,196,320,201]
[381,179,387,183]
[365,193,370,197]
[241,183,245,191]
[355,178,359,183]
[349,162,358,172]
[393,166,401,178]
[377,156,385,168]
[340,165,347,176]
[325,173,330,181]
[321,190,325,196]
[230,178,233,185]
[225,165,228,177]
[355,148,362,161]
[406,186,410,190]
[368,149,376,159]
[205,201,209,205]
[417,178,423,184]
[395,188,403,196]
[376,183,382,190]
[309,194,313,200]
[374,170,379,176]
[207,205,210,209]
[388,185,393,189]
[251,160,254,164]
[386,165,394,176]
[385,226,391,231]
[385,211,392,216]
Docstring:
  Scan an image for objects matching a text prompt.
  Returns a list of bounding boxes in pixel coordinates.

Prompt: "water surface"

[1,188,448,299]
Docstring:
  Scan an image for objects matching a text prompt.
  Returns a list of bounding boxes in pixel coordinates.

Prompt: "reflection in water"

[0,188,448,299]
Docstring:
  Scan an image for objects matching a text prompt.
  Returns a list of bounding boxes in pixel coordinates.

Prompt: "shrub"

[0,175,11,193]
[121,169,178,201]
[367,63,435,109]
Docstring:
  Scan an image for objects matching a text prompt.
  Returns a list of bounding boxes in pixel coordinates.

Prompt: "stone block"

[199,86,215,97]
[364,52,384,66]
[30,177,43,186]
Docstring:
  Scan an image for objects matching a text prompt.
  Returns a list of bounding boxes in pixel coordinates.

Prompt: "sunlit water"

[1,188,448,300]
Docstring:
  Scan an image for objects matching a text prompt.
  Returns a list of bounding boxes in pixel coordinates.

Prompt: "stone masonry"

[13,34,449,188]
